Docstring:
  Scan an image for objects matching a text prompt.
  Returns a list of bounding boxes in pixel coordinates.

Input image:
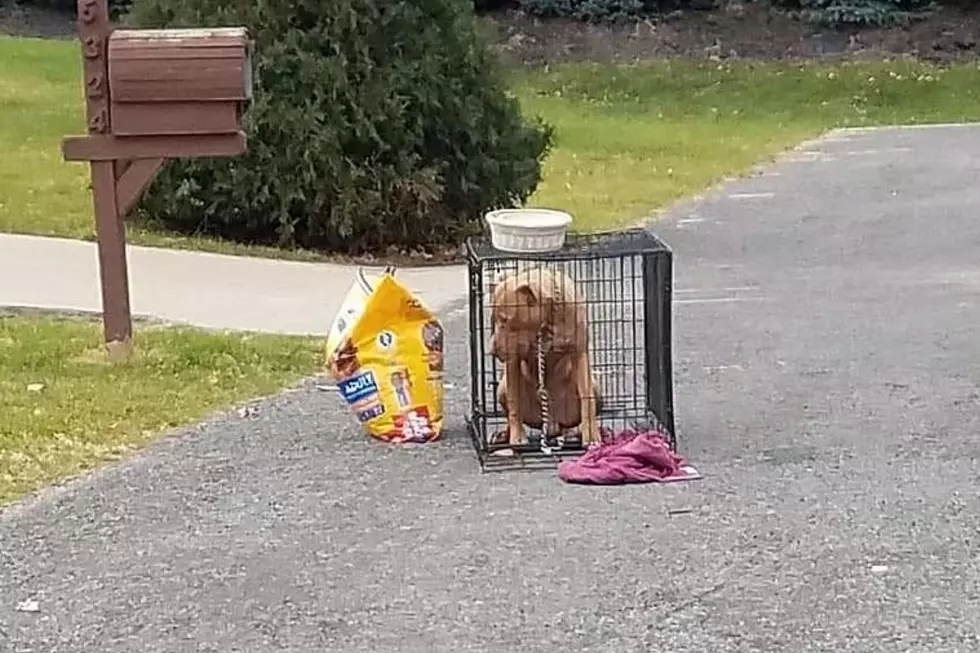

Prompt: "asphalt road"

[3,125,980,652]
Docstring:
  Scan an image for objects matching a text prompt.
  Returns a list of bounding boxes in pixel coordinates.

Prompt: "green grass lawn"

[515,60,980,231]
[1,37,86,239]
[4,35,980,241]
[0,313,321,504]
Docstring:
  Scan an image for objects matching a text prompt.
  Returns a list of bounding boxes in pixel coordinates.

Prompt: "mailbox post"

[62,0,252,360]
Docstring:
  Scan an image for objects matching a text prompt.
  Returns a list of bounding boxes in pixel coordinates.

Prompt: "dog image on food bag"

[421,320,445,372]
[328,337,361,380]
[489,267,601,447]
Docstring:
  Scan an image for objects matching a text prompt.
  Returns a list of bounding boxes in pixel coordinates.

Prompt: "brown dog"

[489,267,600,447]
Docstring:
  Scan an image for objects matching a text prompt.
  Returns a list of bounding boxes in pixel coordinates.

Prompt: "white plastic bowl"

[484,208,573,253]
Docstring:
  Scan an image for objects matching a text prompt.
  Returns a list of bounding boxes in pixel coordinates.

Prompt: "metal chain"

[536,270,566,455]
[537,326,558,454]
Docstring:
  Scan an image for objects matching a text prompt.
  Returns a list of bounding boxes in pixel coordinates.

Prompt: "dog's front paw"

[580,416,599,446]
[508,423,526,447]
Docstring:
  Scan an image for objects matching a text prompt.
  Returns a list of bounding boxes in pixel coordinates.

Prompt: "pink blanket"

[558,427,701,485]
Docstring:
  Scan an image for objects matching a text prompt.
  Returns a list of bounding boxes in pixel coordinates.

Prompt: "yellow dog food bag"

[325,269,445,444]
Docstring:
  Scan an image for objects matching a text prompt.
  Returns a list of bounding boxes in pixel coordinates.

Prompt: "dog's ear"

[515,268,556,307]
[517,277,556,306]
[515,282,539,306]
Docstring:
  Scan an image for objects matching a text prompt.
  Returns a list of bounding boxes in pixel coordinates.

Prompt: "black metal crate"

[465,227,674,472]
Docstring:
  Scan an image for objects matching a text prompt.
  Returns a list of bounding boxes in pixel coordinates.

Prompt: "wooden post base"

[91,160,135,350]
[105,338,134,362]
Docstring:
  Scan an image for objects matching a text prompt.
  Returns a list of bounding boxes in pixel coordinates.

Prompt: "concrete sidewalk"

[0,233,468,335]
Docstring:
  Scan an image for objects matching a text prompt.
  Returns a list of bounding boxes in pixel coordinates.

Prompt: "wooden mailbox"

[62,0,252,360]
[109,28,252,137]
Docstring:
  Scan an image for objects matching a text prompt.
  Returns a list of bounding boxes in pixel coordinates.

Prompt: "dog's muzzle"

[489,328,532,361]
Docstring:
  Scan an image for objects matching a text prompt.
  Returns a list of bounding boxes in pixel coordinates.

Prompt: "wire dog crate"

[465,227,675,472]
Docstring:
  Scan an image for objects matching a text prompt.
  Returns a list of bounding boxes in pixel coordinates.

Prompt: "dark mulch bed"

[483,3,980,65]
[4,2,978,64]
